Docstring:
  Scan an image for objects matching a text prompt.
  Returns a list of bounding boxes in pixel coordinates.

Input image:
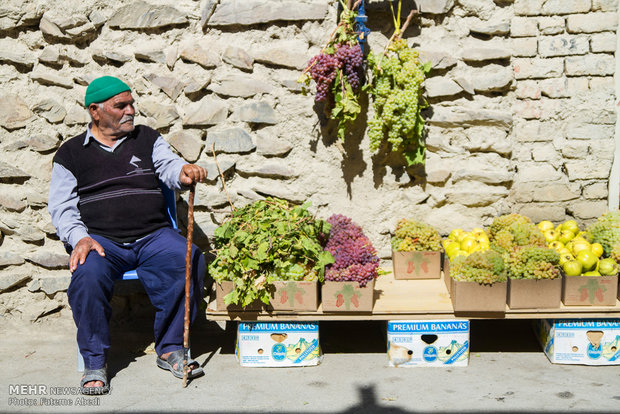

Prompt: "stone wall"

[0,0,618,320]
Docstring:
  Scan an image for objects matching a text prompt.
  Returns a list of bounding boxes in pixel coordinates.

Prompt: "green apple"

[561,220,580,235]
[571,240,591,256]
[548,241,564,251]
[576,250,598,272]
[460,236,478,253]
[559,253,574,266]
[590,243,604,258]
[598,258,619,276]
[558,230,575,245]
[563,260,583,276]
[448,228,465,241]
[543,230,559,243]
[537,220,555,232]
[445,243,460,258]
[583,271,601,276]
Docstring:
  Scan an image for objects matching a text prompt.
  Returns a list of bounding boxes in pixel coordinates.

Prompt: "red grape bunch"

[325,214,379,287]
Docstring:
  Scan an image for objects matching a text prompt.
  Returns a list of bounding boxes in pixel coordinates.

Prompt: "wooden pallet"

[205,274,620,321]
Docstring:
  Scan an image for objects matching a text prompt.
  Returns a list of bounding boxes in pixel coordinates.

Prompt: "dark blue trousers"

[67,227,205,370]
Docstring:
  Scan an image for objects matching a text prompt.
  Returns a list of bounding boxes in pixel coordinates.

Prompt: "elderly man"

[49,76,207,394]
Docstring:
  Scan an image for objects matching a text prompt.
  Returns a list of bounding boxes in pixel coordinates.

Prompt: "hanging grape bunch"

[299,1,364,140]
[366,1,431,166]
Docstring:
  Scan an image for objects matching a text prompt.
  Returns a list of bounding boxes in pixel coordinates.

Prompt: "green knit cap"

[84,76,131,107]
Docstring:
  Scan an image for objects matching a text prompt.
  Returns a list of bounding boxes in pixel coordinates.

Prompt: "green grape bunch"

[391,218,442,252]
[365,12,431,166]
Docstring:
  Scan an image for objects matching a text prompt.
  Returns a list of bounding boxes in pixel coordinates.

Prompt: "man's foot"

[80,368,109,395]
[157,349,204,379]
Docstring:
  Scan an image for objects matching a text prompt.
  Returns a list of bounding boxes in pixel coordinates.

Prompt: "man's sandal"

[156,349,204,379]
[80,368,109,395]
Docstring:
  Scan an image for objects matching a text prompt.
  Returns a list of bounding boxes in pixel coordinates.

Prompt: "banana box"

[536,319,620,365]
[236,322,321,367]
[387,320,470,367]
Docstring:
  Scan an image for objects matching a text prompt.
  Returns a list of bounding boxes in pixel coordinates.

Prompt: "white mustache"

[120,115,134,123]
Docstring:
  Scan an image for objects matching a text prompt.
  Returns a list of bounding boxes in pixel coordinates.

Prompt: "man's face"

[90,91,135,137]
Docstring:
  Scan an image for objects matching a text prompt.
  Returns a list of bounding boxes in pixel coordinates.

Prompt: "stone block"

[0,252,25,268]
[166,130,204,162]
[516,80,542,99]
[256,132,293,157]
[589,139,617,160]
[566,123,615,140]
[470,21,511,36]
[64,104,91,126]
[182,98,228,127]
[29,70,74,89]
[27,252,68,269]
[207,0,328,26]
[139,100,179,130]
[538,35,589,57]
[566,54,616,76]
[514,0,545,16]
[451,153,514,184]
[538,16,566,35]
[560,140,590,159]
[108,1,188,29]
[425,77,463,98]
[254,46,309,70]
[517,204,566,222]
[567,12,618,33]
[542,0,591,15]
[539,77,570,98]
[144,74,185,101]
[567,77,590,92]
[236,159,298,179]
[512,183,580,202]
[593,0,618,11]
[515,162,564,182]
[565,160,613,180]
[222,45,254,70]
[208,74,273,98]
[231,101,278,124]
[513,57,564,79]
[445,181,509,207]
[252,183,306,203]
[196,159,235,182]
[31,99,66,124]
[0,193,26,212]
[416,0,455,14]
[179,45,220,69]
[0,39,35,68]
[429,107,512,129]
[206,128,256,154]
[531,143,559,162]
[590,33,617,52]
[568,200,609,219]
[511,37,538,57]
[184,76,213,96]
[511,17,538,36]
[469,65,514,92]
[0,162,30,181]
[463,126,512,155]
[418,50,458,70]
[515,120,563,142]
[589,76,615,92]
[0,94,33,130]
[0,272,30,292]
[582,182,609,199]
[461,47,511,62]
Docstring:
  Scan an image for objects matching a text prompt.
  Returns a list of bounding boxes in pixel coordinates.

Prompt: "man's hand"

[70,237,105,272]
[180,164,207,186]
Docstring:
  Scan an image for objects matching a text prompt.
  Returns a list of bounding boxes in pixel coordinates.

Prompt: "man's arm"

[152,136,206,187]
[48,163,105,271]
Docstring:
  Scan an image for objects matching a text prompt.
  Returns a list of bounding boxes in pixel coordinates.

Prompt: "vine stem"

[377,8,418,71]
[212,143,236,213]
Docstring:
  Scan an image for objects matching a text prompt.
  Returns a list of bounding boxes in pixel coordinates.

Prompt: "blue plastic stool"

[77,182,178,372]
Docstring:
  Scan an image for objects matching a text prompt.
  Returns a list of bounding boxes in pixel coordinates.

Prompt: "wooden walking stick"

[182,184,196,387]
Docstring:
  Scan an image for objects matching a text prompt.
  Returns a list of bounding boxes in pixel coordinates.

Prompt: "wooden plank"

[205,274,620,321]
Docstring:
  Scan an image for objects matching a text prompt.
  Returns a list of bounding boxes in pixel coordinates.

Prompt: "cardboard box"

[270,281,319,311]
[215,281,263,311]
[387,320,470,367]
[535,319,620,365]
[450,278,507,312]
[216,280,319,312]
[443,256,451,294]
[562,275,618,306]
[321,279,375,312]
[393,250,442,279]
[507,277,562,309]
[236,322,321,367]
